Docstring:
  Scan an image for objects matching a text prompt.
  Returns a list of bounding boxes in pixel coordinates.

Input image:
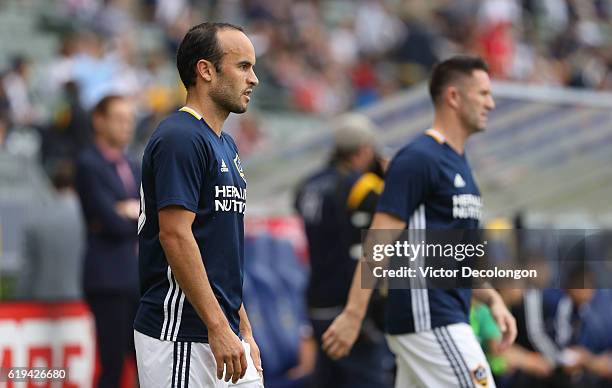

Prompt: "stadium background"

[0,0,611,387]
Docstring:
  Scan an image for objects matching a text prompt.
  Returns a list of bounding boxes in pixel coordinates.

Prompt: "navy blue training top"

[134,108,247,342]
[377,130,482,334]
[295,166,355,308]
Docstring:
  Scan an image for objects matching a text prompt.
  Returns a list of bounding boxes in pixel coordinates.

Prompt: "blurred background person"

[233,112,266,158]
[294,113,392,388]
[485,287,556,387]
[0,111,9,148]
[1,55,38,127]
[17,159,84,301]
[75,94,140,388]
[493,265,602,388]
[41,80,92,170]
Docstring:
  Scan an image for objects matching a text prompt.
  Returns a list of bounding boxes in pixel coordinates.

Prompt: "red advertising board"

[0,302,95,388]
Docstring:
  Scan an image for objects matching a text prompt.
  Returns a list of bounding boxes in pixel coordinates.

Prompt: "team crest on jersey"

[472,365,488,386]
[233,153,246,182]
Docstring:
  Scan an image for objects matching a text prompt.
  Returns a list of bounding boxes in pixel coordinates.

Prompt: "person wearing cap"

[294,113,392,388]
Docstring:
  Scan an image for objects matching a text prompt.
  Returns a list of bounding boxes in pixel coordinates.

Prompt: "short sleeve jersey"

[377,130,483,334]
[134,108,247,342]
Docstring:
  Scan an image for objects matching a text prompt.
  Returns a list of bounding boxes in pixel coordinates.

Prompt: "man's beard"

[461,109,485,134]
[210,81,247,114]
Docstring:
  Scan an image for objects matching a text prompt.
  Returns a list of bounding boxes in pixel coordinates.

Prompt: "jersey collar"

[179,106,224,138]
[425,128,446,144]
[179,106,203,121]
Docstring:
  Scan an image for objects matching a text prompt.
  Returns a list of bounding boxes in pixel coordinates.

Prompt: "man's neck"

[334,160,354,174]
[95,137,122,157]
[184,89,228,136]
[431,113,469,155]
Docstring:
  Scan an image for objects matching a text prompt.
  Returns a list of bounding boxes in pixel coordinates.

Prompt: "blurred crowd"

[1,0,612,167]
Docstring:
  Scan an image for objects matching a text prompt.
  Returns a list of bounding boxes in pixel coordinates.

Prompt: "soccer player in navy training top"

[322,56,517,388]
[134,23,263,388]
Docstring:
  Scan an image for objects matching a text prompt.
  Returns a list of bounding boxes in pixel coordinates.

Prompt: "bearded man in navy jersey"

[322,56,517,388]
[134,22,263,388]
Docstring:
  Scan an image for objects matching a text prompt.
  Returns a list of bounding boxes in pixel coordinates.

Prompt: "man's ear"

[445,85,461,111]
[196,59,215,82]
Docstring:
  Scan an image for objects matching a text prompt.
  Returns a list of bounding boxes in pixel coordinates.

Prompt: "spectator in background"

[17,159,85,301]
[572,295,612,387]
[0,113,8,148]
[233,113,265,157]
[72,31,140,109]
[75,94,140,388]
[92,0,136,38]
[499,266,596,388]
[355,0,405,56]
[494,288,556,387]
[42,81,92,169]
[1,56,37,127]
[295,113,392,388]
[44,33,79,100]
[547,265,599,387]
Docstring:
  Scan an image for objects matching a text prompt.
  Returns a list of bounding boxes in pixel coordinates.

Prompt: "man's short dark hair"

[92,94,125,117]
[49,159,75,191]
[562,262,594,289]
[429,55,489,105]
[176,22,245,89]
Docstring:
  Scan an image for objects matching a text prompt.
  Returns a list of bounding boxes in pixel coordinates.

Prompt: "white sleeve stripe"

[524,289,559,363]
[410,205,430,332]
[161,266,175,340]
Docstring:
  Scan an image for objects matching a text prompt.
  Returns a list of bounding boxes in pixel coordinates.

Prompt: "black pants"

[310,317,394,388]
[86,292,138,388]
[507,369,603,388]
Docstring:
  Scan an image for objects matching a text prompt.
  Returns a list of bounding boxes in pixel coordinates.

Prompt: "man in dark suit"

[75,94,140,388]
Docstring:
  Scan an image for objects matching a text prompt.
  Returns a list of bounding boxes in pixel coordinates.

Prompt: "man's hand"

[523,352,554,377]
[489,299,517,351]
[582,350,612,378]
[115,199,140,219]
[238,304,262,380]
[243,333,263,379]
[321,310,362,360]
[320,212,404,360]
[208,325,247,384]
[561,346,590,375]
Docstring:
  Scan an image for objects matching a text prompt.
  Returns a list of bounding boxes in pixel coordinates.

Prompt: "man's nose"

[248,69,259,87]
